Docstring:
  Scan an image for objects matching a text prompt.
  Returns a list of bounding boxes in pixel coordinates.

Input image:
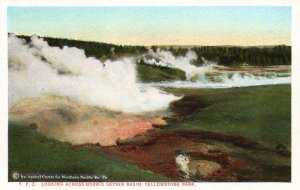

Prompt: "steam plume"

[144,48,213,80]
[8,35,179,113]
[142,48,291,88]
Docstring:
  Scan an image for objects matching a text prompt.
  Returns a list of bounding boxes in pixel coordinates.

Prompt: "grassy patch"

[136,60,186,82]
[166,84,291,150]
[8,121,169,182]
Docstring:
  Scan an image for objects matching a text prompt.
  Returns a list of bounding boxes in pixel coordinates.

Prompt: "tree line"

[15,34,291,66]
[151,45,291,66]
[191,46,291,66]
[16,34,147,61]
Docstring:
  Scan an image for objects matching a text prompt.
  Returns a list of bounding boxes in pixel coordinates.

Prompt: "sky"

[7,6,291,46]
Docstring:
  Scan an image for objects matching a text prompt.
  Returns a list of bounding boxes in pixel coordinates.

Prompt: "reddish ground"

[103,130,290,181]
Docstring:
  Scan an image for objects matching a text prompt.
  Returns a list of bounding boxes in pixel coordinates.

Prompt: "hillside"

[136,60,186,82]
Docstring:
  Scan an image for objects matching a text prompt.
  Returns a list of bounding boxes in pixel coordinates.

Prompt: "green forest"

[16,34,291,66]
[191,46,291,66]
[17,34,147,61]
[164,45,291,66]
